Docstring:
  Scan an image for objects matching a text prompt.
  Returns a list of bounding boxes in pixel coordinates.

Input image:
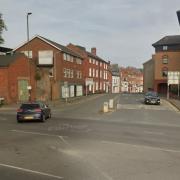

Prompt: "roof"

[38,36,82,58]
[152,35,180,47]
[0,53,22,67]
[0,46,13,53]
[14,35,82,59]
[86,51,107,63]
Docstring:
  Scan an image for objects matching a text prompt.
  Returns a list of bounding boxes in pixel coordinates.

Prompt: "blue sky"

[1,0,180,68]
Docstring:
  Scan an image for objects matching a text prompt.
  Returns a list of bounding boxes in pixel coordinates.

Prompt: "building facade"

[14,35,84,101]
[0,53,36,103]
[67,44,111,95]
[144,35,180,95]
[120,67,143,93]
[110,64,120,93]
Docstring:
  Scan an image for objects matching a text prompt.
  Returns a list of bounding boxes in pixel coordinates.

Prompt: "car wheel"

[17,119,22,123]
[48,113,51,118]
[41,114,45,122]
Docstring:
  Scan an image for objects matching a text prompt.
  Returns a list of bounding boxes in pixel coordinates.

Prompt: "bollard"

[103,102,109,113]
[109,99,114,109]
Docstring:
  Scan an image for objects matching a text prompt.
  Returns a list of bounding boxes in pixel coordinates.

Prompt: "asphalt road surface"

[0,93,180,180]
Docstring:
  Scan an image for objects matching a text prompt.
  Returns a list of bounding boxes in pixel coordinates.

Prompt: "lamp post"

[27,12,32,101]
[176,10,180,25]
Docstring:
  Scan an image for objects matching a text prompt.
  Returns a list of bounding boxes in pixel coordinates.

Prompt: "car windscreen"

[20,104,40,109]
[145,92,158,97]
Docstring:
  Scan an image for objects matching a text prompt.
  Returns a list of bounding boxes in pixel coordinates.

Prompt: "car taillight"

[35,108,41,112]
[17,109,23,112]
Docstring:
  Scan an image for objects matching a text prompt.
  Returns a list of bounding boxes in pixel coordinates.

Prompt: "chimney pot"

[91,47,96,55]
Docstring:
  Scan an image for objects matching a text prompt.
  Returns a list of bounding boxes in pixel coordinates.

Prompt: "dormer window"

[163,46,168,51]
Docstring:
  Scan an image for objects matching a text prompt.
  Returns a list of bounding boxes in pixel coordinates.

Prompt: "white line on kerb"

[0,163,63,179]
[102,140,180,153]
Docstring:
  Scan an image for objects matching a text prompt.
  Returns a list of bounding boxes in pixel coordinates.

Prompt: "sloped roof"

[86,51,107,63]
[14,35,83,59]
[0,53,22,67]
[152,35,180,47]
[0,46,13,53]
[38,36,82,58]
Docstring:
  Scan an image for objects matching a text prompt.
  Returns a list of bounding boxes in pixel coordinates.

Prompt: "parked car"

[144,91,160,105]
[17,102,51,123]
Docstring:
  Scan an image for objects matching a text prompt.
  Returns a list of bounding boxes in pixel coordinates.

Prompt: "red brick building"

[67,44,111,94]
[120,67,143,93]
[0,53,36,103]
[14,35,84,101]
[144,35,180,95]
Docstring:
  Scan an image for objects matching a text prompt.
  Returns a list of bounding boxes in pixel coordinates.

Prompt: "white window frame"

[89,68,92,77]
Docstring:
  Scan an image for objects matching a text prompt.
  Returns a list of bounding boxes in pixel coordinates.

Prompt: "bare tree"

[0,13,7,45]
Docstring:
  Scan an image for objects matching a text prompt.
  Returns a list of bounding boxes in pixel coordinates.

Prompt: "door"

[18,80,29,102]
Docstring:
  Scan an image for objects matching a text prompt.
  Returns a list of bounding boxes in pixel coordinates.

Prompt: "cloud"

[1,0,180,67]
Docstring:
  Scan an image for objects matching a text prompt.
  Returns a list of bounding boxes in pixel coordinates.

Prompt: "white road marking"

[58,136,70,146]
[102,140,180,153]
[143,131,165,135]
[11,130,67,139]
[0,163,63,179]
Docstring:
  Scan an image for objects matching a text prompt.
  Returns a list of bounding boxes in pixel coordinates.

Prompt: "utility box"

[109,99,114,109]
[103,102,109,113]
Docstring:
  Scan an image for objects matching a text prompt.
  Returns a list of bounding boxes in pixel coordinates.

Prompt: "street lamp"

[27,12,32,101]
[176,10,180,25]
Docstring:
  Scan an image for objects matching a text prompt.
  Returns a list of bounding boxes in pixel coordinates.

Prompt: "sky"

[1,0,180,68]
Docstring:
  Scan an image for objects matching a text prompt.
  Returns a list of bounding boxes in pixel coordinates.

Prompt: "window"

[67,54,71,61]
[70,56,74,62]
[89,58,92,63]
[162,55,168,64]
[100,62,102,67]
[63,53,67,60]
[89,68,91,77]
[21,51,33,58]
[70,70,74,78]
[96,61,98,66]
[96,82,98,90]
[93,59,95,64]
[77,71,82,79]
[162,67,168,77]
[93,69,95,77]
[64,68,67,78]
[96,69,98,77]
[76,58,82,64]
[100,70,102,78]
[163,46,168,51]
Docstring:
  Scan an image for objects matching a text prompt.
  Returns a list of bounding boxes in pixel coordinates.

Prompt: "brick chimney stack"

[91,47,96,55]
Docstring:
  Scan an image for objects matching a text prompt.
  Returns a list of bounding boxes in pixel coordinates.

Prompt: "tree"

[0,13,7,45]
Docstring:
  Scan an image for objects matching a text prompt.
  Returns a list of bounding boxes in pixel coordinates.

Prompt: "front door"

[18,80,29,102]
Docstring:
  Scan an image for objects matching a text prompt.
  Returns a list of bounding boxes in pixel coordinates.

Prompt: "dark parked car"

[144,91,160,105]
[17,102,51,123]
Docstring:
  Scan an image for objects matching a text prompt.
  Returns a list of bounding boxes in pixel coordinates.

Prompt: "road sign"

[85,78,93,86]
[168,71,180,85]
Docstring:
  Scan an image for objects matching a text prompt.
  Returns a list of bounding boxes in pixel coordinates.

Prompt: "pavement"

[167,98,180,111]
[1,93,180,112]
[0,94,106,111]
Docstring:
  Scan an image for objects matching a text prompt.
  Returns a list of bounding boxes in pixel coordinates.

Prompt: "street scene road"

[0,93,180,180]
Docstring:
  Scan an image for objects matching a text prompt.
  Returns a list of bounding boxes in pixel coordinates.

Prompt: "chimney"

[91,47,96,55]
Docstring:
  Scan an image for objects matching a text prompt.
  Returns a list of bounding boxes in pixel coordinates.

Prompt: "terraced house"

[14,35,84,101]
[67,44,111,94]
